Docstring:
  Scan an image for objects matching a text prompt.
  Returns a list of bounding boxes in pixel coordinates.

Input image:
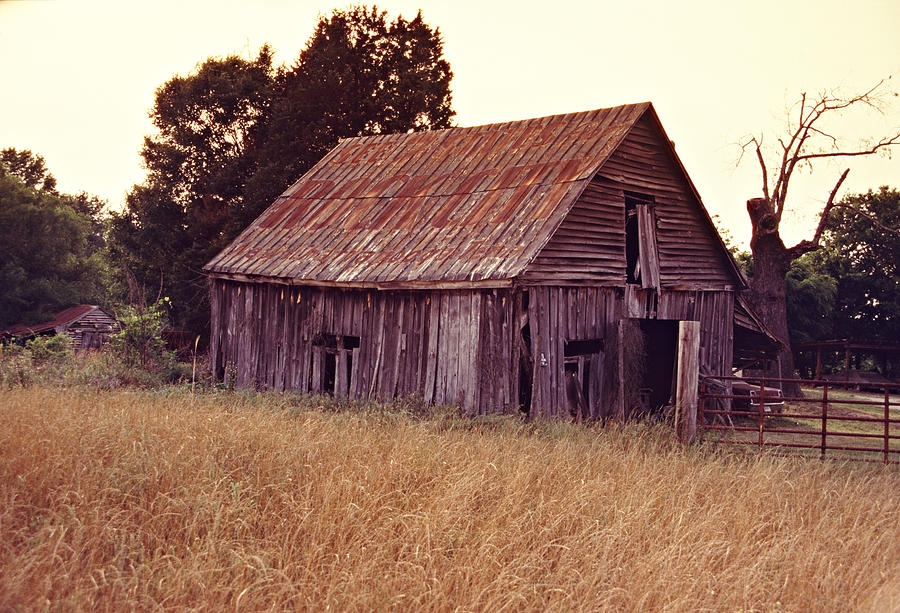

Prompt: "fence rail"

[698,376,900,465]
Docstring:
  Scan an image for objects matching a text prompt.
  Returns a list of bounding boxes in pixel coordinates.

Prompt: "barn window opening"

[624,192,659,288]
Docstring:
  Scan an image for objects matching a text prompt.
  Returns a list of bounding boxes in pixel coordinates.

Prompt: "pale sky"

[1,0,898,247]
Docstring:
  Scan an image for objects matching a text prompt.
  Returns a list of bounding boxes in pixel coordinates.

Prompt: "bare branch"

[805,124,839,148]
[751,79,898,229]
[794,132,900,162]
[808,168,851,248]
[746,137,770,201]
[787,168,850,260]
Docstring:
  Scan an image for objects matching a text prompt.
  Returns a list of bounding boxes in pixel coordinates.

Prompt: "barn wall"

[525,286,733,419]
[210,281,733,419]
[526,286,621,419]
[62,310,117,350]
[524,115,736,288]
[209,280,519,414]
[521,180,626,284]
[596,115,735,288]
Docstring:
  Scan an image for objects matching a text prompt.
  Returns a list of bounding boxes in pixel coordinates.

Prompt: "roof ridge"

[339,102,653,144]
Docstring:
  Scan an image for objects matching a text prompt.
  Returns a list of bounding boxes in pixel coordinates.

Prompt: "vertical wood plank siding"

[525,286,733,418]
[209,280,518,414]
[527,286,623,419]
[211,281,733,418]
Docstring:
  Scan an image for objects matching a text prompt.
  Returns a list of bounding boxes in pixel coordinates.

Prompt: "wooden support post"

[821,385,828,460]
[336,338,348,401]
[615,320,626,421]
[675,321,700,443]
[885,387,891,465]
[758,378,766,452]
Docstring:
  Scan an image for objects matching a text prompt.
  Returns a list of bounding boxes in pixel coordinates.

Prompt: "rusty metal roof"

[205,102,651,285]
[2,305,112,337]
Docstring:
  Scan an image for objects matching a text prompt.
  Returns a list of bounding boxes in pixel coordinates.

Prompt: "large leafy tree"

[247,6,454,208]
[0,148,58,193]
[0,157,105,326]
[108,47,277,333]
[785,187,899,374]
[111,6,454,335]
[818,187,899,341]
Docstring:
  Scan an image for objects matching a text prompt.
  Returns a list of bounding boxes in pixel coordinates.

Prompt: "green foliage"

[733,250,753,278]
[108,6,454,336]
[26,334,74,364]
[0,148,57,192]
[0,343,33,389]
[785,252,837,344]
[111,297,173,368]
[785,187,899,345]
[0,168,107,327]
[0,334,73,388]
[249,6,455,209]
[822,187,899,342]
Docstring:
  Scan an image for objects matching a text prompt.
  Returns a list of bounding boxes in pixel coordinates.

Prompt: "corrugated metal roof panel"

[2,305,112,337]
[205,102,652,284]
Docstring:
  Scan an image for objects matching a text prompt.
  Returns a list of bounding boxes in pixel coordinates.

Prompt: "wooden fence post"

[676,321,700,444]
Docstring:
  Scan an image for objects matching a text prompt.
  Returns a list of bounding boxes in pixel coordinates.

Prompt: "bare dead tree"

[738,79,900,392]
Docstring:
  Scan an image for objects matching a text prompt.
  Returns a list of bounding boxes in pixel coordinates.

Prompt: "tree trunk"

[745,198,802,396]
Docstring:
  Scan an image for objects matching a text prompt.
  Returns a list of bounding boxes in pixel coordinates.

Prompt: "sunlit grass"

[1,387,898,611]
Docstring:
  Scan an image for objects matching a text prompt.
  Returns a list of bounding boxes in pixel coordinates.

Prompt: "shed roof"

[2,305,112,337]
[206,102,737,286]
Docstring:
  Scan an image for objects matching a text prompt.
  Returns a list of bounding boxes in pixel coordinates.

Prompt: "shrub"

[0,342,33,388]
[111,297,174,369]
[25,333,73,364]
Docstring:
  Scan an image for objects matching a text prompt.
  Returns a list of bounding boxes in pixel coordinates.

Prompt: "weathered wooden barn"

[205,102,754,419]
[2,305,118,350]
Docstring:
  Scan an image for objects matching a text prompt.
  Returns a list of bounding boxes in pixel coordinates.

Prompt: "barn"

[205,102,757,420]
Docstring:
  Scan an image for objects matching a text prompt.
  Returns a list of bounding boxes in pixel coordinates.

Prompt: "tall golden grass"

[1,386,898,611]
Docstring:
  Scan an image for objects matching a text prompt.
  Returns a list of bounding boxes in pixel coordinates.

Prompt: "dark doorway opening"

[621,318,678,418]
[311,334,360,397]
[519,290,533,416]
[564,337,604,421]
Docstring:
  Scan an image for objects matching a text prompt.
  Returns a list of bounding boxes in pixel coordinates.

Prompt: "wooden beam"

[676,320,700,444]
[206,272,513,290]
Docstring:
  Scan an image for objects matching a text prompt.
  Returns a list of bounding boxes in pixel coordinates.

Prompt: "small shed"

[205,102,753,419]
[2,305,118,350]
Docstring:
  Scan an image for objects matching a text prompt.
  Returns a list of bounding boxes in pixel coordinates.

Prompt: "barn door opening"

[619,319,678,419]
[563,338,604,421]
[311,334,360,398]
[518,291,533,416]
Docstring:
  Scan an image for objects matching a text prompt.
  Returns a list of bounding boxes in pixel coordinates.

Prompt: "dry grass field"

[1,387,899,612]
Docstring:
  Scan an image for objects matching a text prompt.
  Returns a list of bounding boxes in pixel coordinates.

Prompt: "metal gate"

[699,376,900,464]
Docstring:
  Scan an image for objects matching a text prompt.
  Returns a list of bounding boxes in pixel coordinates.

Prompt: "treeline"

[2,5,897,370]
[1,6,453,334]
